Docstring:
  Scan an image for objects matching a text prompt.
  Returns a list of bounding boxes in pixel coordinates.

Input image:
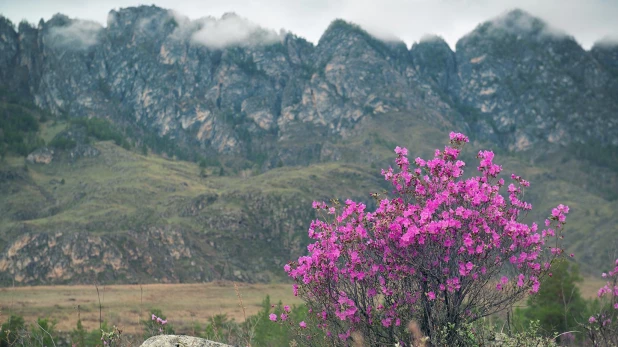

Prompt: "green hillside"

[1,106,616,284]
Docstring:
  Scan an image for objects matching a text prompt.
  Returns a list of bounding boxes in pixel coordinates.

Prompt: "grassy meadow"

[0,282,303,334]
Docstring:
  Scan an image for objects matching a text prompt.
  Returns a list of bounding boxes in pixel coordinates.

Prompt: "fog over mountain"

[3,0,618,49]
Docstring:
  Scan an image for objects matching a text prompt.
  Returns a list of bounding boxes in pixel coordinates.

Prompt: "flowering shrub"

[586,258,618,346]
[285,132,568,345]
[151,314,168,328]
[142,310,174,340]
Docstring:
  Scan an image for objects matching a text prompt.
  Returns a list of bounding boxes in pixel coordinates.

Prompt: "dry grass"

[0,282,302,334]
[579,277,608,299]
[0,276,607,338]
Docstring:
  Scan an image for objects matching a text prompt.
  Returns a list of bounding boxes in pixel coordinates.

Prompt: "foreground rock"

[140,335,233,347]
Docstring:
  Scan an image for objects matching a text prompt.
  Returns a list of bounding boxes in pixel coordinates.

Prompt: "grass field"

[0,282,303,334]
[0,278,606,335]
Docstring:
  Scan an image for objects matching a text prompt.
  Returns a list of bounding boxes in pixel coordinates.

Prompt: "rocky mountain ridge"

[0,7,616,166]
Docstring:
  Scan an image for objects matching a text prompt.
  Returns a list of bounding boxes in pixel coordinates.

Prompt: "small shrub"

[0,315,25,347]
[142,309,174,340]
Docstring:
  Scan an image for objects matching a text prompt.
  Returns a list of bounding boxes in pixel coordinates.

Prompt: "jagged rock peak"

[412,35,453,56]
[0,16,15,30]
[319,19,403,46]
[108,5,172,26]
[108,4,172,19]
[418,34,449,45]
[459,8,575,47]
[410,34,457,91]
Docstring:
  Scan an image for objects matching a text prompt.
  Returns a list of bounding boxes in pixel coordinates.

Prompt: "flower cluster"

[150,314,169,335]
[151,314,168,326]
[285,132,568,345]
[269,305,294,323]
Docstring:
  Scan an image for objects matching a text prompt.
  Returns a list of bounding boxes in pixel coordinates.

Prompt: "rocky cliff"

[1,7,615,164]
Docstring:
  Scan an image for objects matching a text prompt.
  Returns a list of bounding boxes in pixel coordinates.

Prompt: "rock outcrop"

[140,335,232,347]
[26,147,54,164]
[1,7,616,165]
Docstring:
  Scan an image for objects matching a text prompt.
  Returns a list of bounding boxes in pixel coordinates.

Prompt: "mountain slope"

[0,8,617,284]
[0,109,617,284]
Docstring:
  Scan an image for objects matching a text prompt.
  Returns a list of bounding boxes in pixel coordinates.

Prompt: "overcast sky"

[1,0,617,49]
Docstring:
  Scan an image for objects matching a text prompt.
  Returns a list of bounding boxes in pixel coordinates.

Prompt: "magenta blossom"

[284,132,568,345]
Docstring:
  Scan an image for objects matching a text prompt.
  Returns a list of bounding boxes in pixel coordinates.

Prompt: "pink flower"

[517,274,525,287]
[299,321,307,328]
[280,313,288,321]
[269,313,277,322]
[284,305,291,312]
[589,316,597,323]
[427,291,436,301]
[395,146,408,156]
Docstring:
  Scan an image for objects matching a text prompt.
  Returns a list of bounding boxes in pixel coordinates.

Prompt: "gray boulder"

[26,147,54,164]
[140,335,233,347]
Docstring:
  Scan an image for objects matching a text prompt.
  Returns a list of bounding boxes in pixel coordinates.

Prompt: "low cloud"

[419,34,447,44]
[357,23,401,43]
[488,9,568,39]
[188,13,283,49]
[9,0,618,50]
[594,36,618,48]
[47,19,102,50]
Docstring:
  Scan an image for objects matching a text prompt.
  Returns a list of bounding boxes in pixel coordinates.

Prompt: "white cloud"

[419,34,447,44]
[594,35,618,48]
[4,0,618,50]
[189,13,283,49]
[487,9,569,39]
[46,19,103,50]
[354,22,402,43]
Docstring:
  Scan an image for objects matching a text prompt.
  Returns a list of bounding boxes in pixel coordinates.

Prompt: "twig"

[140,283,144,336]
[234,283,247,322]
[10,277,14,317]
[95,282,103,334]
[234,282,251,347]
[37,322,57,347]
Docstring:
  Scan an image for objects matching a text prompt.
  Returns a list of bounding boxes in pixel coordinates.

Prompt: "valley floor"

[0,281,302,334]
